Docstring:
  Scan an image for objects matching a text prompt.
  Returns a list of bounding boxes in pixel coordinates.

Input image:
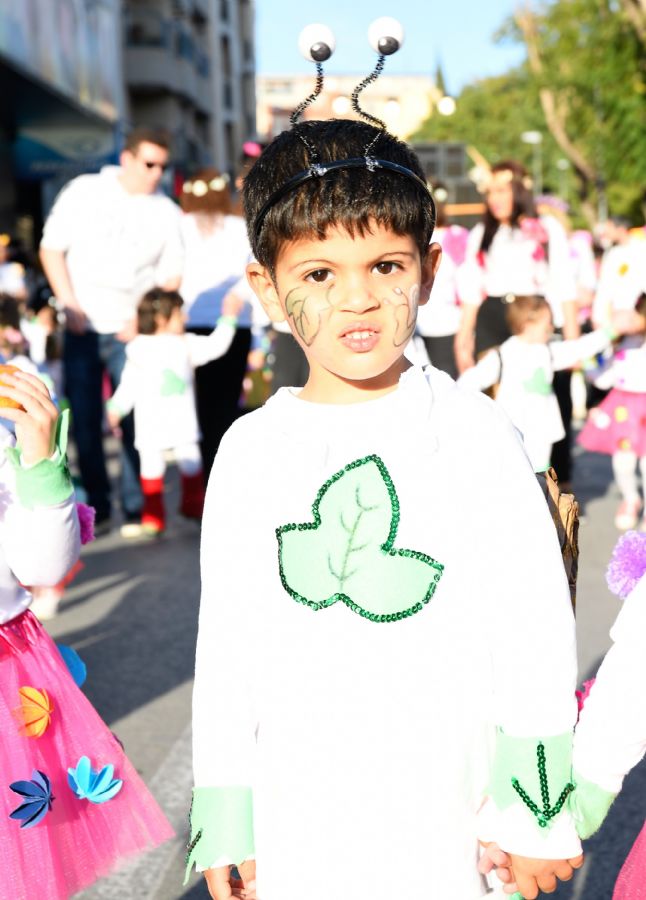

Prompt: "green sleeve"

[489,729,576,828]
[4,409,74,509]
[184,786,254,884]
[569,771,616,839]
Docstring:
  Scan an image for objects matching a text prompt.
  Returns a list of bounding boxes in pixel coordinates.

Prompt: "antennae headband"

[253,157,436,243]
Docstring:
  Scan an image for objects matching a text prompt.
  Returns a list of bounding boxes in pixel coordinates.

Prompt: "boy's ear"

[246,262,286,322]
[418,242,442,307]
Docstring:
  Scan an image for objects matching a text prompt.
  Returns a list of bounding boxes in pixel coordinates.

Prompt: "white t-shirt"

[458,216,577,328]
[592,239,646,327]
[192,366,580,900]
[40,166,184,334]
[416,224,469,337]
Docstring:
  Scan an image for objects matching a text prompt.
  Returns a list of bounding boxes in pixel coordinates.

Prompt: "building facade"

[0,0,256,241]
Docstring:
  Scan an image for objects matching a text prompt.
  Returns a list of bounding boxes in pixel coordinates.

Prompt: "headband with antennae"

[253,17,435,243]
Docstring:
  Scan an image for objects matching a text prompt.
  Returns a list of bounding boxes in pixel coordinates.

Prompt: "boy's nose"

[337,278,380,313]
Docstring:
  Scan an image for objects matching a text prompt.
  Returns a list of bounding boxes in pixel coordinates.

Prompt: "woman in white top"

[455,159,579,486]
[179,169,256,477]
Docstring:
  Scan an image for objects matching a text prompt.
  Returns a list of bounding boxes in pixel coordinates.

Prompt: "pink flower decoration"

[606,531,646,598]
[532,245,546,262]
[76,503,96,545]
[521,217,549,244]
[442,226,469,267]
[476,250,485,268]
[576,678,596,715]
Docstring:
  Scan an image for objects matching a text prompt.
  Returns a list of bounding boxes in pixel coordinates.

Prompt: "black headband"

[253,156,436,243]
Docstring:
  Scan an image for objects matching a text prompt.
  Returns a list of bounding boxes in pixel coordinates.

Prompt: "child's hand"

[221,291,244,320]
[0,370,59,465]
[506,851,584,898]
[204,861,257,899]
[612,309,644,336]
[106,408,121,431]
[478,841,517,891]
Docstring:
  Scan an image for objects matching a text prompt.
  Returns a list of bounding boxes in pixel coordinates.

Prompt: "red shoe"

[180,471,205,520]
[141,477,165,533]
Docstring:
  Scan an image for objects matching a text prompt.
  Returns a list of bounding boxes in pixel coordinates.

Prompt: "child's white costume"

[188,366,581,900]
[458,330,611,471]
[109,324,236,467]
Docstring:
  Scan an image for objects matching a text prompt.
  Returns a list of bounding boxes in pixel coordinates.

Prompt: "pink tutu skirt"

[614,819,646,898]
[0,610,174,900]
[578,389,646,457]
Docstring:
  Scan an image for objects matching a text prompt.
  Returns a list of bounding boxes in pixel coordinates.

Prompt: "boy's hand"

[204,861,257,899]
[506,852,584,898]
[0,371,59,465]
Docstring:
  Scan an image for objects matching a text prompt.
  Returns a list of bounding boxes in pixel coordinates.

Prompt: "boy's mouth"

[338,323,380,353]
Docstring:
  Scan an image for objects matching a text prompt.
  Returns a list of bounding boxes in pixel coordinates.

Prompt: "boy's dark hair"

[481,160,537,255]
[124,127,171,155]
[243,120,435,271]
[138,288,183,335]
[636,292,646,321]
[506,295,551,335]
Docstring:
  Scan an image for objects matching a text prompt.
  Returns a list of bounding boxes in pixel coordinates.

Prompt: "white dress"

[458,331,611,470]
[109,326,235,452]
[191,365,580,900]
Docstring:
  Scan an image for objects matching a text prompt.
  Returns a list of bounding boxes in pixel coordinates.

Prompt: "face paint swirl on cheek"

[387,285,419,347]
[284,286,334,346]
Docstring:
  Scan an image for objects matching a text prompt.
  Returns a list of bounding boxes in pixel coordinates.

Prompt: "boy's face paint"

[266,223,440,402]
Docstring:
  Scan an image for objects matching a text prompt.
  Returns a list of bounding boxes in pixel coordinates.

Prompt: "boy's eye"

[374,261,401,275]
[305,269,331,284]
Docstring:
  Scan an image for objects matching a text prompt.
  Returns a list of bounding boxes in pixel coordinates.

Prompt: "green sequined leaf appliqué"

[276,455,444,623]
[160,368,187,397]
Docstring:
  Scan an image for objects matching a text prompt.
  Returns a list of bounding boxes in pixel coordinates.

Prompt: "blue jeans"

[64,330,142,521]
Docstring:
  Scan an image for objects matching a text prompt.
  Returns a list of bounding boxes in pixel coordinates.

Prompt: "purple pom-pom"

[76,503,96,545]
[606,531,646,599]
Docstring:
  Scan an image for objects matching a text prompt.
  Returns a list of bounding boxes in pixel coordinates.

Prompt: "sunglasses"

[142,160,169,172]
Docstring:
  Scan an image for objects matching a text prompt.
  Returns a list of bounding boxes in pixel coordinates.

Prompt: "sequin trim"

[511,741,575,828]
[276,454,444,623]
[185,797,202,866]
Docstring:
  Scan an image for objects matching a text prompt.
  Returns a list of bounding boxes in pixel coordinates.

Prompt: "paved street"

[46,438,645,900]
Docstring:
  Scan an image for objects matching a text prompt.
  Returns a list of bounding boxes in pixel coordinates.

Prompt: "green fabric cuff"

[489,729,575,828]
[217,315,238,328]
[184,786,254,884]
[569,771,616,839]
[5,409,74,509]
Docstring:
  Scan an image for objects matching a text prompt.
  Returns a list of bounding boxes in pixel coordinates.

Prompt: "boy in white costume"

[187,25,584,900]
[458,295,613,472]
[107,288,241,534]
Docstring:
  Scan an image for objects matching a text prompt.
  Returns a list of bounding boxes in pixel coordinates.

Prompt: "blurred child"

[107,287,241,535]
[0,370,173,898]
[578,294,646,530]
[458,295,613,472]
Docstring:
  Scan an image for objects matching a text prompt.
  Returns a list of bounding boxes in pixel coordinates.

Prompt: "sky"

[255,1,526,94]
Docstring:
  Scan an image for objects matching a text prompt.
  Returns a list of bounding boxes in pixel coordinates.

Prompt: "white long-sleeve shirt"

[574,574,646,795]
[192,365,580,900]
[0,425,80,624]
[109,325,236,451]
[458,216,577,328]
[458,330,611,469]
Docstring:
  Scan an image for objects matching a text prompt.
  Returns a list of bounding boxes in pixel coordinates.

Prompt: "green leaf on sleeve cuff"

[4,408,74,509]
[569,771,616,839]
[489,729,575,829]
[184,786,254,884]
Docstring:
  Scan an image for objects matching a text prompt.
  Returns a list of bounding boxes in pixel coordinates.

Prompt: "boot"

[141,477,165,534]
[180,471,205,520]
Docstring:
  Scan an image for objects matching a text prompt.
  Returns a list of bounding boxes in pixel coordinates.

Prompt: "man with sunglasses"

[40,127,184,537]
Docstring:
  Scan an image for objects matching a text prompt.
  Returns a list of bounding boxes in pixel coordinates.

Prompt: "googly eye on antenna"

[353,18,405,155]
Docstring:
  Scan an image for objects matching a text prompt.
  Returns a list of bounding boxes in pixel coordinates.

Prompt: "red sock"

[180,471,205,519]
[141,477,165,531]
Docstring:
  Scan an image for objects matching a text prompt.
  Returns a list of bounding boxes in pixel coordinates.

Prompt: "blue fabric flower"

[9,770,54,828]
[67,756,123,804]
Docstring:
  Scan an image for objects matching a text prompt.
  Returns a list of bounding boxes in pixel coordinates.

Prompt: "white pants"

[138,442,202,479]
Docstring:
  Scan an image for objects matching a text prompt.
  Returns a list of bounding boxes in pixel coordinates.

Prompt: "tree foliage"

[413,0,646,225]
